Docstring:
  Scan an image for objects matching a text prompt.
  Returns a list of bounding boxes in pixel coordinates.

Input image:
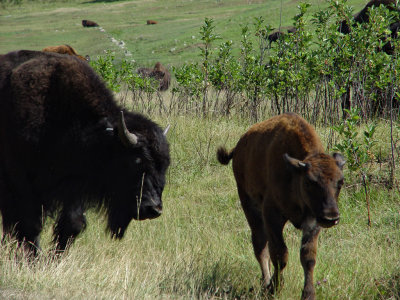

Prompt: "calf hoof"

[301,287,315,300]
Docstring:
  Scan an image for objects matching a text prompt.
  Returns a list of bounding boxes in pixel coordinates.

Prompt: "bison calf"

[217,113,345,300]
[42,44,87,61]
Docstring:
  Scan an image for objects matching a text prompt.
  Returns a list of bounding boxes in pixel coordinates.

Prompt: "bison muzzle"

[217,113,345,300]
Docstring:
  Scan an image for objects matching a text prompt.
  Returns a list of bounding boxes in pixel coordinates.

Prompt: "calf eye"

[337,179,344,188]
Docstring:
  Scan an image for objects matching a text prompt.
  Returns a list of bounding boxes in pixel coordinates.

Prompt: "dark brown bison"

[82,19,99,27]
[267,31,285,45]
[0,50,170,255]
[42,44,88,61]
[339,0,399,48]
[146,20,158,25]
[137,62,171,91]
[217,113,345,300]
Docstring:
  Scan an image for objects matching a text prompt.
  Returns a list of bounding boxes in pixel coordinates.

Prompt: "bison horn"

[118,111,138,147]
[163,124,170,136]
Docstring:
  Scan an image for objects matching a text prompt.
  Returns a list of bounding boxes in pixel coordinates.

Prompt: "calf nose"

[322,205,340,224]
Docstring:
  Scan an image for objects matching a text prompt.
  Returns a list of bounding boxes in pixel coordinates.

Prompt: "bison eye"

[337,178,344,189]
[135,158,141,164]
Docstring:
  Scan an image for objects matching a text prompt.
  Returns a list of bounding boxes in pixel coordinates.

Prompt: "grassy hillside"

[1,0,400,299]
[0,0,368,67]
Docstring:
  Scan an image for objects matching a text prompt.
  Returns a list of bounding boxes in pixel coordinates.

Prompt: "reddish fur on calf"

[147,20,158,25]
[217,113,345,300]
[42,45,87,61]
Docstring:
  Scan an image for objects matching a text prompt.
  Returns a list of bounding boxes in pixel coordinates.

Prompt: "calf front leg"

[300,219,321,300]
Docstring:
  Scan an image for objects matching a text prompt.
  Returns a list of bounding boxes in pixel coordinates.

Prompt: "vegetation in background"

[1,0,400,299]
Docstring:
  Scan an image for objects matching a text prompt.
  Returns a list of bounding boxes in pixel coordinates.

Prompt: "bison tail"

[217,147,234,165]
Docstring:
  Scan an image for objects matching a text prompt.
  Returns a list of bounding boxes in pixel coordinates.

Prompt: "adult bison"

[82,19,99,27]
[339,0,400,54]
[137,62,171,91]
[42,44,88,61]
[0,50,170,255]
[217,113,345,300]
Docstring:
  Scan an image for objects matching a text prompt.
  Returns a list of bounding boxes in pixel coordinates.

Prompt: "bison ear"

[333,153,346,170]
[283,153,310,172]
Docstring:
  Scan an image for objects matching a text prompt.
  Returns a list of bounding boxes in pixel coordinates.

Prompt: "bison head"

[284,152,345,228]
[105,112,170,238]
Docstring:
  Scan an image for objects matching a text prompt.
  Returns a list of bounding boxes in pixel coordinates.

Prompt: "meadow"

[1,0,400,299]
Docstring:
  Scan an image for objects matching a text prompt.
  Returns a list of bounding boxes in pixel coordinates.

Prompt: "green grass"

[0,0,368,66]
[1,0,400,299]
[1,116,400,299]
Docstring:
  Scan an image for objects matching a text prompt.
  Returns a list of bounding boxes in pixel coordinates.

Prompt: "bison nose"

[152,203,163,215]
[318,206,340,227]
[145,203,162,219]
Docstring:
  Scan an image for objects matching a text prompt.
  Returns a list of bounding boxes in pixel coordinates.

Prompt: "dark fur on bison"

[0,50,170,254]
[137,62,171,91]
[82,19,99,27]
[338,0,400,48]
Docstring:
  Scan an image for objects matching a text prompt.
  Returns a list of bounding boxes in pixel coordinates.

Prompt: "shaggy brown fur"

[217,113,345,300]
[82,19,99,27]
[42,45,87,61]
[137,62,171,91]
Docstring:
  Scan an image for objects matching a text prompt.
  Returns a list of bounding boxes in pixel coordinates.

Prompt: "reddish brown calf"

[217,113,345,300]
[42,45,87,61]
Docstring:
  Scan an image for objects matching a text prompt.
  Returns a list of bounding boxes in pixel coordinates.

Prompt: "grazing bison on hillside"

[146,20,158,25]
[137,62,171,91]
[217,113,345,300]
[42,44,88,61]
[82,19,99,27]
[0,50,170,255]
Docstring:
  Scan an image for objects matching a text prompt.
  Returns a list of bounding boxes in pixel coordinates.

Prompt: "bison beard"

[0,50,170,254]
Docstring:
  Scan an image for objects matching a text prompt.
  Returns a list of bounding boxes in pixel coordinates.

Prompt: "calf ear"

[333,153,346,170]
[283,153,310,172]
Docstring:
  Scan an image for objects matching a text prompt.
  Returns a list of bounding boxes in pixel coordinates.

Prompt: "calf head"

[284,152,345,228]
[106,112,170,238]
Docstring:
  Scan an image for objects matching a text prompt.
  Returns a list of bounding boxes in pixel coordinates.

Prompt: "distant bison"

[42,44,88,61]
[217,113,345,300]
[82,19,99,27]
[146,20,158,25]
[267,31,285,45]
[137,62,171,91]
[0,50,170,255]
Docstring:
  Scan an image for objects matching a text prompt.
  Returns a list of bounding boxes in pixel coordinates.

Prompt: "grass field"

[0,0,369,66]
[1,0,400,299]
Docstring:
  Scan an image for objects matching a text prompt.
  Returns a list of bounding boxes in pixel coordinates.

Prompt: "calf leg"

[53,202,86,251]
[300,219,321,300]
[263,208,288,294]
[237,187,271,287]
